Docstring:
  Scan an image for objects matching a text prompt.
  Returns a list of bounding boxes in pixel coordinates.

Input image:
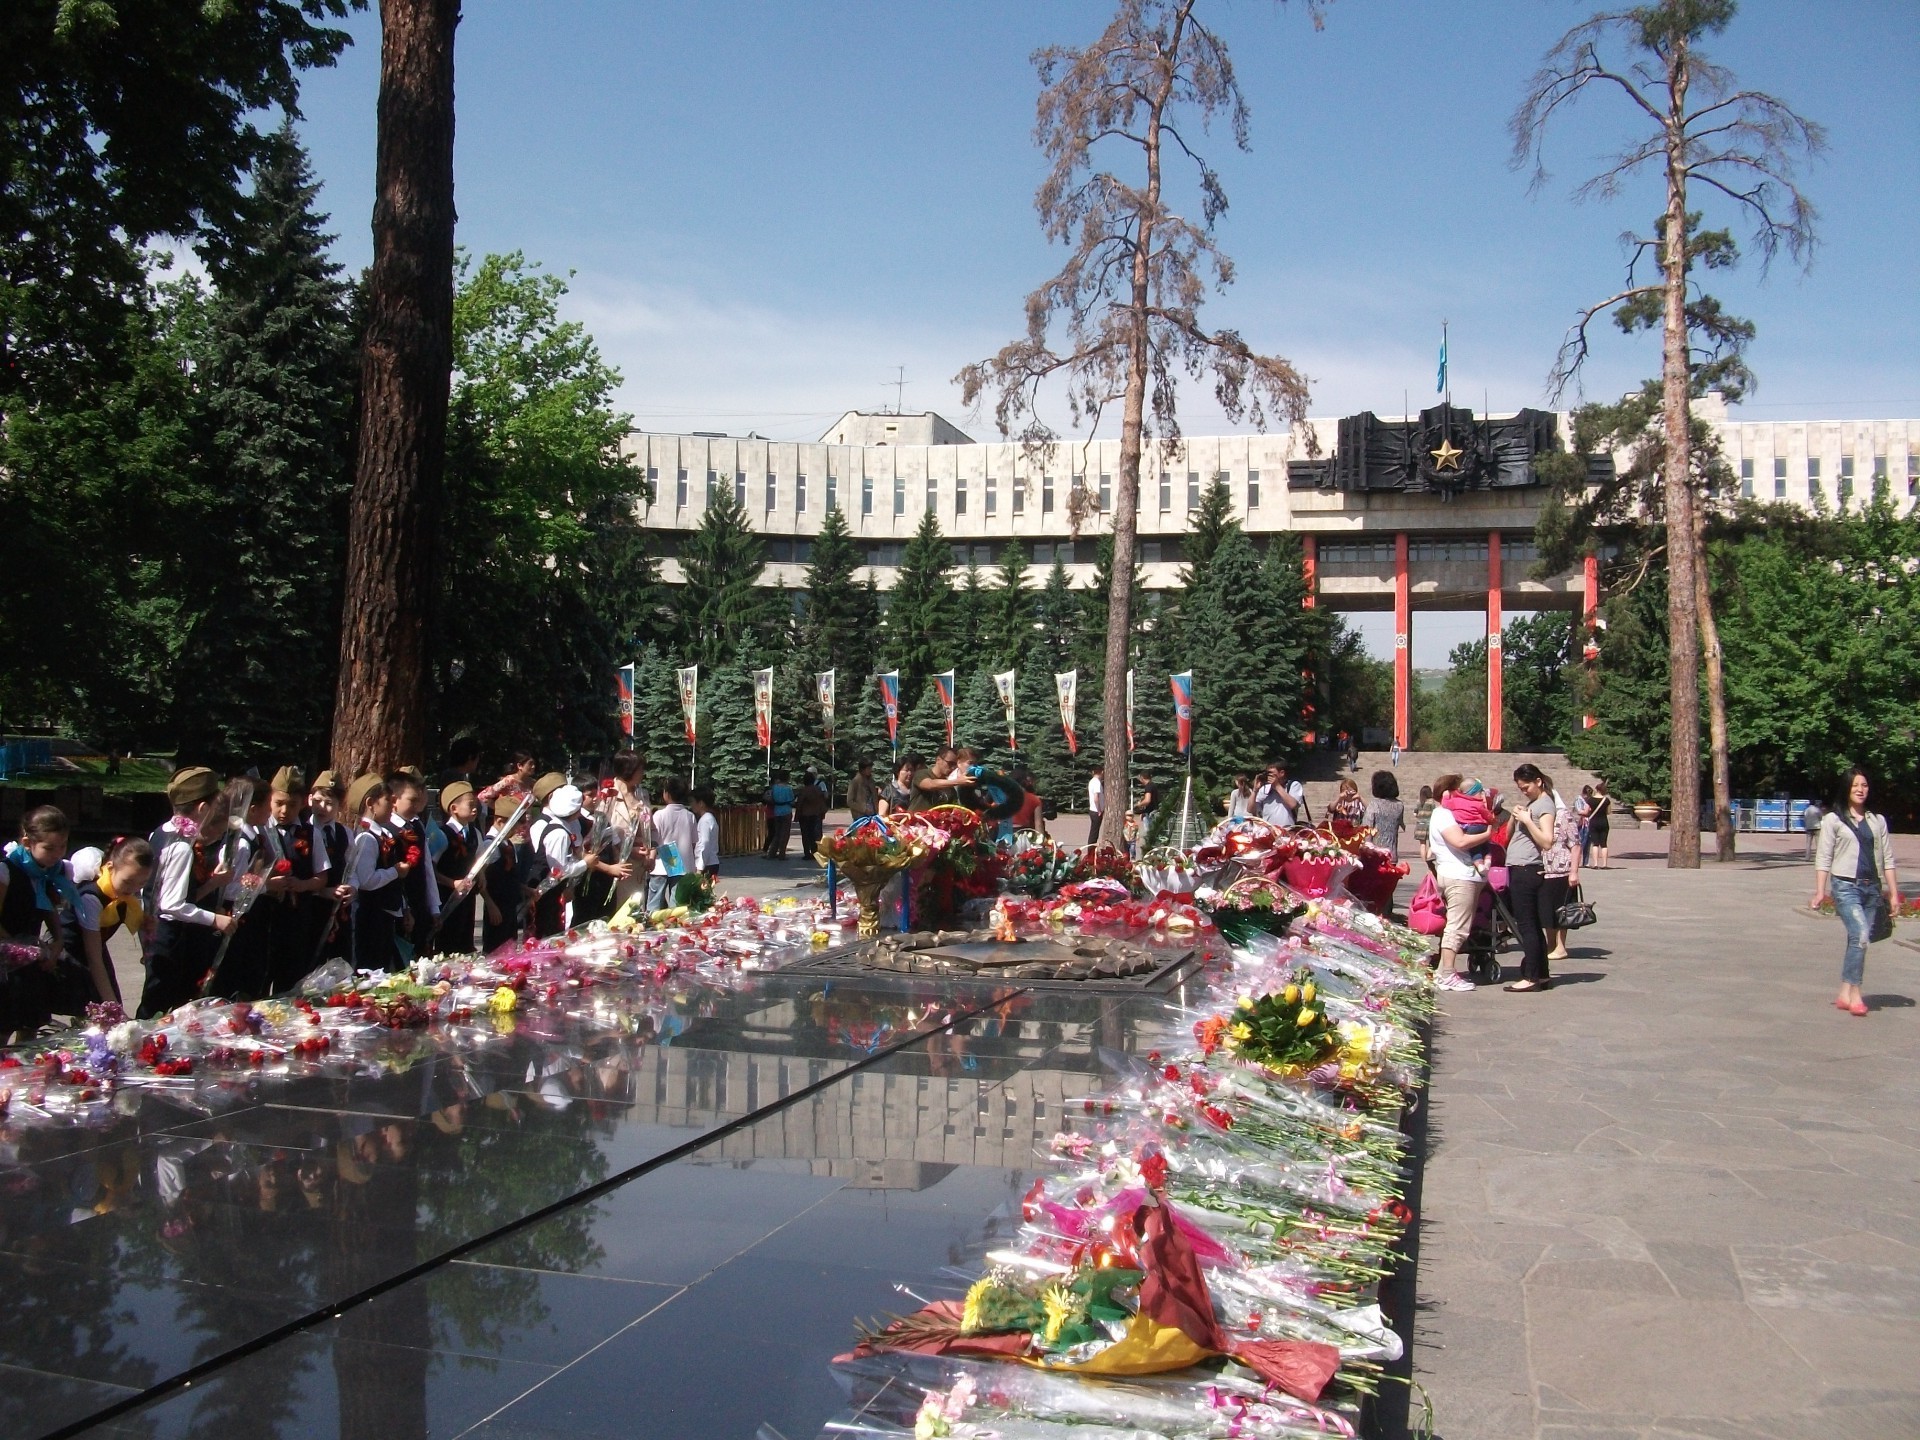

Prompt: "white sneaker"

[1436,971,1475,991]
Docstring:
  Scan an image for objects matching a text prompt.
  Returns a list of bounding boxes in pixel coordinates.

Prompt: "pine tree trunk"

[1660,46,1701,869]
[331,0,459,775]
[1693,505,1736,859]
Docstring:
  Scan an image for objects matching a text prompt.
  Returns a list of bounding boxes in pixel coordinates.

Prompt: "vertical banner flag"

[1436,320,1448,395]
[675,665,699,746]
[877,672,901,758]
[1126,668,1135,753]
[1055,670,1078,755]
[933,670,956,746]
[617,664,635,739]
[753,668,774,750]
[993,670,1018,750]
[817,669,836,743]
[1170,671,1194,755]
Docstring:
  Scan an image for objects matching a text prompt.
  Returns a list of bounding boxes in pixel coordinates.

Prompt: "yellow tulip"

[1301,982,1316,1004]
[1282,984,1299,1005]
[1296,1008,1317,1027]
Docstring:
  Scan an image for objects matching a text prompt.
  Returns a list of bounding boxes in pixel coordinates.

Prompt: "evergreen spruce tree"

[954,562,987,670]
[795,505,878,683]
[1180,476,1240,589]
[1031,560,1083,672]
[699,665,768,805]
[886,511,956,705]
[850,676,900,774]
[172,124,355,768]
[584,491,671,663]
[679,490,775,667]
[982,542,1035,669]
[953,671,1016,770]
[1183,529,1302,782]
[635,646,693,787]
[899,681,951,760]
[1014,662,1080,818]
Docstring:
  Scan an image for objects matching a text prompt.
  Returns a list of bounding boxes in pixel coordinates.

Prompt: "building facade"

[620,399,1918,749]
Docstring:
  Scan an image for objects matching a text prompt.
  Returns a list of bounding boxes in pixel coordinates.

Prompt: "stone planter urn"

[1633,801,1661,828]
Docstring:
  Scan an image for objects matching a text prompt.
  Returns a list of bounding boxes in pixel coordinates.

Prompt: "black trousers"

[798,815,825,862]
[1508,863,1552,982]
[140,919,219,1018]
[352,902,400,973]
[764,814,793,857]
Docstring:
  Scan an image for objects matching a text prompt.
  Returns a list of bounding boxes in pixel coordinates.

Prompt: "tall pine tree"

[173,124,355,769]
[796,505,879,683]
[982,542,1035,669]
[885,511,955,705]
[679,490,776,667]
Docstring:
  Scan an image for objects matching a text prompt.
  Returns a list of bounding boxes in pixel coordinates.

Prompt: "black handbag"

[1556,884,1598,929]
[1870,892,1894,943]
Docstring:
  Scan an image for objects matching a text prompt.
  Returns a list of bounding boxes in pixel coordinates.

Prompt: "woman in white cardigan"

[1812,770,1901,1017]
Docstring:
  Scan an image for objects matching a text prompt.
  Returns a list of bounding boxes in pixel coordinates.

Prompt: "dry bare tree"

[332,0,460,775]
[1512,0,1820,868]
[958,0,1319,850]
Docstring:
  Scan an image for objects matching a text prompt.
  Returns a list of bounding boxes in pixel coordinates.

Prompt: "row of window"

[1314,537,1540,567]
[645,466,1265,518]
[1738,453,1919,500]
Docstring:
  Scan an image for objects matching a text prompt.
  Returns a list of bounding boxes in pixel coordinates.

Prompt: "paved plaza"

[1413,837,1920,1440]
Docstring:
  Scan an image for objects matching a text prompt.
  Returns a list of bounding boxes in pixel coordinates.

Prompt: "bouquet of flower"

[1199,877,1308,948]
[817,816,935,869]
[1003,840,1078,896]
[1220,970,1337,1074]
[1070,843,1137,891]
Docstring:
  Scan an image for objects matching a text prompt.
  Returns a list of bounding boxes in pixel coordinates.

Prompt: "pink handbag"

[1409,873,1447,935]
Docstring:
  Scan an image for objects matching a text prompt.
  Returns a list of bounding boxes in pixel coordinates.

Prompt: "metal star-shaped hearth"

[1429,437,1464,471]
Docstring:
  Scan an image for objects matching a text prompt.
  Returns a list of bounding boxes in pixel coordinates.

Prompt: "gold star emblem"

[1429,437,1463,471]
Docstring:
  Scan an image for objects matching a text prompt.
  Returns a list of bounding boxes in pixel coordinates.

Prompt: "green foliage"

[697,665,767,805]
[1716,497,1920,816]
[1414,639,1489,752]
[0,0,359,405]
[675,489,775,669]
[982,542,1036,668]
[635,646,693,785]
[1180,476,1240,588]
[795,506,879,684]
[1322,616,1393,742]
[431,252,641,759]
[170,124,355,770]
[1501,612,1578,751]
[885,511,955,705]
[953,670,1017,771]
[1013,661,1079,810]
[898,678,951,760]
[1565,575,1676,801]
[1180,529,1310,780]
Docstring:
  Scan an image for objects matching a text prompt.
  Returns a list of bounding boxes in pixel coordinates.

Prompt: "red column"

[1300,535,1318,743]
[1393,533,1410,750]
[1487,531,1503,751]
[1582,552,1601,730]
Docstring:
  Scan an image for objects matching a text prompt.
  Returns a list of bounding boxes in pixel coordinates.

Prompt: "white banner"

[993,669,1017,750]
[1055,669,1078,756]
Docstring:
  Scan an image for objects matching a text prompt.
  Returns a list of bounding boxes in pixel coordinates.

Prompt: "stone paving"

[1412,838,1920,1440]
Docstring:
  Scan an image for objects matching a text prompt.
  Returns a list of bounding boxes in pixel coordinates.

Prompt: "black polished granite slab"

[3,955,1211,1439]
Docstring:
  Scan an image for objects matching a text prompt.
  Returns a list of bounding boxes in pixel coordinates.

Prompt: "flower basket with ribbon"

[816,816,928,937]
[1137,845,1197,896]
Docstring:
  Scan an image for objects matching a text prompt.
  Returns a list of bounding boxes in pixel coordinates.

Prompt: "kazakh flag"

[1435,326,1448,395]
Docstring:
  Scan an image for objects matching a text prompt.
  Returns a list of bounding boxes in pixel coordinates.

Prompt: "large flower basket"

[1280,854,1356,898]
[837,858,911,938]
[1342,859,1407,912]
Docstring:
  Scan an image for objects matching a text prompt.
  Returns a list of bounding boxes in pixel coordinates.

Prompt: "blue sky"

[290,1,1916,660]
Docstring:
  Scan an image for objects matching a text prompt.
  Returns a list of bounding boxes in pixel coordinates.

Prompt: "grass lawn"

[3,756,174,796]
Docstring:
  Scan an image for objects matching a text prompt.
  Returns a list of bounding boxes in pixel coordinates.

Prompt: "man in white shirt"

[647,777,699,913]
[692,787,720,877]
[1087,772,1104,840]
[1254,764,1302,826]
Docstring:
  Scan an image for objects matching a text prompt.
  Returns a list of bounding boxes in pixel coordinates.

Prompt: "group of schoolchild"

[0,742,715,1040]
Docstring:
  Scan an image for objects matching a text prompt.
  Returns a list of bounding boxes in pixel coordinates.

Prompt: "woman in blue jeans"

[1812,770,1901,1016]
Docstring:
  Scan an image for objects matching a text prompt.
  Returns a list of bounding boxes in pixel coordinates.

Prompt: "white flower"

[106,1022,140,1055]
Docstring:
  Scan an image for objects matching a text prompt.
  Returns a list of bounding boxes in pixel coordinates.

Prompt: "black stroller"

[1426,856,1518,984]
